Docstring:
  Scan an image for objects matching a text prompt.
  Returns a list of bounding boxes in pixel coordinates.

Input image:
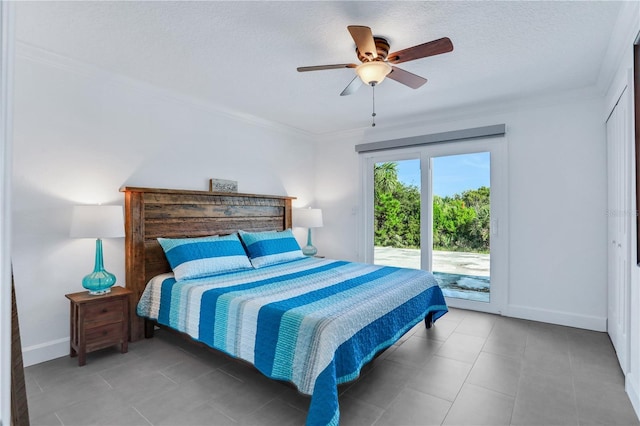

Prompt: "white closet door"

[606,85,631,374]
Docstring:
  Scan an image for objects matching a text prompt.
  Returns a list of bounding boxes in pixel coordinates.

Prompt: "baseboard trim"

[505,304,607,332]
[626,373,640,421]
[22,337,69,367]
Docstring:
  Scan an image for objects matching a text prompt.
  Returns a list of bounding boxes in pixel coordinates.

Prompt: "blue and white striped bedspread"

[137,257,447,426]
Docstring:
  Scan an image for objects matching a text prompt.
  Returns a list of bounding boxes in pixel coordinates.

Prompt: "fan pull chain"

[371,82,377,127]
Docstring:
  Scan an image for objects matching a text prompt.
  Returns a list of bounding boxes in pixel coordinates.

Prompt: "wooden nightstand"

[65,286,132,366]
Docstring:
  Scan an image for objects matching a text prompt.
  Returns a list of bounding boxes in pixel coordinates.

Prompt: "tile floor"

[25,308,640,425]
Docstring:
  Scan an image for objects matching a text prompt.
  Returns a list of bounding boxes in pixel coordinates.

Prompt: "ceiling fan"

[297,25,454,97]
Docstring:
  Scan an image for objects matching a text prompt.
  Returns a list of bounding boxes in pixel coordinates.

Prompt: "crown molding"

[15,41,316,141]
[596,0,640,95]
[15,33,622,146]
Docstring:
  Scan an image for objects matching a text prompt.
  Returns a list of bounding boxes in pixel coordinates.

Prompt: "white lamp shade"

[293,208,323,228]
[356,61,392,85]
[70,205,125,238]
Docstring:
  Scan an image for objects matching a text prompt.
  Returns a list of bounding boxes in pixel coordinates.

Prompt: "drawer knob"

[101,308,108,313]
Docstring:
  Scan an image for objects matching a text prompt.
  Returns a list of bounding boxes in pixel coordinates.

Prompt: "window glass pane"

[373,159,421,269]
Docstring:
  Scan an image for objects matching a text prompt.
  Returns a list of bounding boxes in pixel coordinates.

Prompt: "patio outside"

[374,246,490,302]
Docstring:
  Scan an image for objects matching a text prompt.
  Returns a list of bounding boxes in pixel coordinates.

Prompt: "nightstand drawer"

[85,321,124,352]
[85,299,124,325]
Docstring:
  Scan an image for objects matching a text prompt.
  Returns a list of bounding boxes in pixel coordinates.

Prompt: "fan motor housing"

[357,37,390,62]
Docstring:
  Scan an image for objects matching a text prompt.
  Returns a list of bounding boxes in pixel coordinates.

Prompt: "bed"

[122,186,447,426]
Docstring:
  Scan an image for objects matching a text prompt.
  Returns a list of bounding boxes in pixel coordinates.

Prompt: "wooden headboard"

[120,186,295,341]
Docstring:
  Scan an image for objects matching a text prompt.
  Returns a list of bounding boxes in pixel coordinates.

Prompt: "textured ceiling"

[15,1,623,135]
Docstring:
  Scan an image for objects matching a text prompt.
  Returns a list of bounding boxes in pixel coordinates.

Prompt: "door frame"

[1,2,15,423]
[359,137,509,315]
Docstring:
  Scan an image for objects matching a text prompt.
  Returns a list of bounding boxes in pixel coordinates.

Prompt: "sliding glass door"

[361,138,507,314]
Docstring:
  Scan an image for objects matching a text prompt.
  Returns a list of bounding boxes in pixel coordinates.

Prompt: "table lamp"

[70,205,124,295]
[294,208,323,256]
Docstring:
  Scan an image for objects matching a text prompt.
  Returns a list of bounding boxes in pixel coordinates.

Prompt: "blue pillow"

[238,229,305,268]
[157,234,252,280]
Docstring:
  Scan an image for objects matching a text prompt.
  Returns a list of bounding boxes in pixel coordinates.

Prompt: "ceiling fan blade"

[340,76,363,96]
[387,37,453,64]
[387,66,428,89]
[347,25,378,60]
[297,64,357,72]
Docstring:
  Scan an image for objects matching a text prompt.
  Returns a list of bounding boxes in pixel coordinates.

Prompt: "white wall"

[12,45,317,366]
[315,91,608,331]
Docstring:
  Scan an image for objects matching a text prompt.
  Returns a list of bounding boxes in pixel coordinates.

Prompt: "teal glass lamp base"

[301,228,318,257]
[83,239,117,295]
[302,245,318,257]
[82,271,116,295]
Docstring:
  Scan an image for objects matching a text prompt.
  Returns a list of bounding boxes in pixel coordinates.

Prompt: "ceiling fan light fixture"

[356,61,392,85]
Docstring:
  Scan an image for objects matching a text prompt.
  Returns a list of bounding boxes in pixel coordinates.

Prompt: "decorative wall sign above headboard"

[209,178,238,193]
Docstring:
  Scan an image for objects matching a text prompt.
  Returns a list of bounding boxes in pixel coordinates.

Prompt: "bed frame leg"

[144,319,155,338]
[424,312,434,329]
